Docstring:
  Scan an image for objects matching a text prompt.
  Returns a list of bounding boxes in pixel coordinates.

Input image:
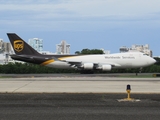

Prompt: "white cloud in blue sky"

[0,0,160,55]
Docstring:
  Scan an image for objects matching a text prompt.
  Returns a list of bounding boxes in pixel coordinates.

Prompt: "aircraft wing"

[64,60,121,70]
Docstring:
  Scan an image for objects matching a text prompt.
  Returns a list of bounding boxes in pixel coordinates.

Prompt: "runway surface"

[0,93,160,120]
[0,76,160,93]
[0,75,160,119]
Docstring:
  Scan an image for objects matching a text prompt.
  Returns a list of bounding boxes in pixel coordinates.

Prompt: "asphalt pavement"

[0,93,160,120]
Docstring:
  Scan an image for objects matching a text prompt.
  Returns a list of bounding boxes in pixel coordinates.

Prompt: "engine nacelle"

[83,63,94,70]
[101,65,112,71]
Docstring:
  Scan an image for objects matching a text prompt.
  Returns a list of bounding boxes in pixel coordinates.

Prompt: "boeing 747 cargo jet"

[7,33,156,72]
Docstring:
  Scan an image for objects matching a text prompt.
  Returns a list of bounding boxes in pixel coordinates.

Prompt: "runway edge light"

[117,84,140,102]
[126,84,133,100]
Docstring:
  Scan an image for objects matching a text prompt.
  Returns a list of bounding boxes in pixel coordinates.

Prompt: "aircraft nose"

[151,58,156,64]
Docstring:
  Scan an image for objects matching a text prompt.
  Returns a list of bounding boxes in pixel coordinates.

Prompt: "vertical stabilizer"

[7,33,40,55]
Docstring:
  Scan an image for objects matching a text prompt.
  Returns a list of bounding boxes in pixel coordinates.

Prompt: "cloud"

[0,0,160,32]
[1,0,160,16]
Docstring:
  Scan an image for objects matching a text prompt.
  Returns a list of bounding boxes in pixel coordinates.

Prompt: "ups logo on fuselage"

[14,40,24,52]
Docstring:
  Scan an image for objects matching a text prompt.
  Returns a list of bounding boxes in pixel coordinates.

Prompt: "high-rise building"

[0,39,13,64]
[28,38,43,52]
[0,39,4,53]
[120,44,153,57]
[56,40,70,54]
[3,42,12,53]
[0,39,12,54]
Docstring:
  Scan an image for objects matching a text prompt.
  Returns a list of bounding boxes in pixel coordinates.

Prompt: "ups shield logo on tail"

[14,40,24,52]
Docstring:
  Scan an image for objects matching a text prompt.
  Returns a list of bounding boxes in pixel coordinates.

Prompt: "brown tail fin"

[7,33,40,55]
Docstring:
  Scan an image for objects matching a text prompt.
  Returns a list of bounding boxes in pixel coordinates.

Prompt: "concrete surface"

[0,77,160,93]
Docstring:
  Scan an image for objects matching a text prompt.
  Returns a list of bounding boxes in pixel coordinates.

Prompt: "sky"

[0,0,160,56]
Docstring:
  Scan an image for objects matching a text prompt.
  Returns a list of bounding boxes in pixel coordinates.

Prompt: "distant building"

[28,38,43,52]
[56,40,70,54]
[0,39,14,64]
[104,50,110,54]
[0,39,12,54]
[0,39,4,53]
[101,48,110,54]
[3,42,12,53]
[120,44,153,57]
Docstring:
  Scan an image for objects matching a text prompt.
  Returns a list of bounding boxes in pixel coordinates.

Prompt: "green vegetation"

[75,49,104,54]
[118,74,154,78]
[0,62,78,74]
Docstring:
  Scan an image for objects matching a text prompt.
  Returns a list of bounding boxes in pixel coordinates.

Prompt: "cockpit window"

[143,54,148,56]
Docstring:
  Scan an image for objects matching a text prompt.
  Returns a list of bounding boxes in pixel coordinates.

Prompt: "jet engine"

[101,65,112,71]
[83,63,94,70]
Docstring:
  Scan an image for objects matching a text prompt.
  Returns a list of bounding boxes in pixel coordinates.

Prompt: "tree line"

[75,49,104,54]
